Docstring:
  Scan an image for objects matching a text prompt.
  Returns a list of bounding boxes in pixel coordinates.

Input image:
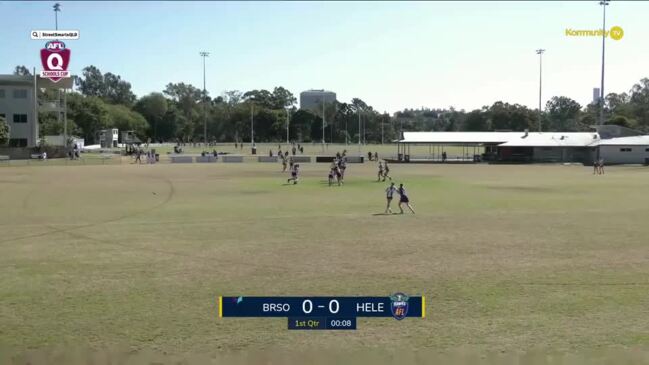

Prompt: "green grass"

[2,162,649,361]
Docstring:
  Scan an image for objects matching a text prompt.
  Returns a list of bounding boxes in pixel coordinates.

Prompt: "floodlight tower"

[53,3,65,145]
[599,0,609,126]
[53,3,61,30]
[536,49,545,132]
[200,51,209,145]
[285,107,290,145]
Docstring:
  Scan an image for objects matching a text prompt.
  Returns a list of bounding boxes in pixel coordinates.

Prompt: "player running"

[328,167,335,186]
[287,164,300,185]
[377,161,384,181]
[382,161,392,181]
[334,165,343,186]
[281,155,288,172]
[338,157,347,179]
[385,182,397,214]
[397,183,415,214]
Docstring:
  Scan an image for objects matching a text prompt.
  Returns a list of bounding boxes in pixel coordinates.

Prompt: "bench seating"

[222,155,244,163]
[258,156,278,163]
[170,156,194,163]
[345,156,364,163]
[196,156,217,163]
[291,156,311,163]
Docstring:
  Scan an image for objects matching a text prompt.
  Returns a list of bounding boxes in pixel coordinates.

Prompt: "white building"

[0,75,38,147]
[396,126,649,165]
[596,136,649,165]
[0,74,72,149]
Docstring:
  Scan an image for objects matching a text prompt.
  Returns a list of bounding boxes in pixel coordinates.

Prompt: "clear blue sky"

[1,1,647,113]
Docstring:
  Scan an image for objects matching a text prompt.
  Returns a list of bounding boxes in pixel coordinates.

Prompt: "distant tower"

[593,87,601,104]
[299,89,337,113]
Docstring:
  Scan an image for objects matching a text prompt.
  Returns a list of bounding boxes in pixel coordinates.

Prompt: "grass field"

[2,160,649,362]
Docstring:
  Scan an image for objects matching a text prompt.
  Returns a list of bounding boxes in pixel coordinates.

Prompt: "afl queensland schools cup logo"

[390,292,409,320]
[40,40,71,82]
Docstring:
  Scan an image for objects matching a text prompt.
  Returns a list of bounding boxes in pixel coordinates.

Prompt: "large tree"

[163,83,203,140]
[75,66,105,97]
[134,92,168,139]
[629,78,649,130]
[13,65,32,76]
[75,66,136,106]
[463,109,490,131]
[271,86,297,109]
[105,104,148,137]
[67,95,113,144]
[545,96,582,131]
[0,115,9,145]
[487,102,537,131]
[243,89,274,109]
[103,72,136,105]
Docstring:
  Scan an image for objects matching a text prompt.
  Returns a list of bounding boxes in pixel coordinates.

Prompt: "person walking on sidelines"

[397,183,415,214]
[385,182,397,214]
[598,158,605,175]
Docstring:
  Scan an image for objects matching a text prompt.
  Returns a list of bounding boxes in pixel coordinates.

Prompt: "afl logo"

[390,292,410,320]
[40,40,71,82]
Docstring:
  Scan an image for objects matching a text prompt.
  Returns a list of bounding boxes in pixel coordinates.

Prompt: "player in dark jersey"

[328,160,337,186]
[383,161,392,181]
[338,158,347,180]
[397,183,415,214]
[287,164,300,184]
[334,165,343,186]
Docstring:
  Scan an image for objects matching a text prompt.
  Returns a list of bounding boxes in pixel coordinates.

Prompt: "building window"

[13,114,28,123]
[0,89,5,98]
[9,138,28,147]
[13,89,28,99]
[620,148,632,152]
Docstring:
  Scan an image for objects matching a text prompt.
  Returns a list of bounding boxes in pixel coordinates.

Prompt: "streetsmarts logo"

[565,26,624,41]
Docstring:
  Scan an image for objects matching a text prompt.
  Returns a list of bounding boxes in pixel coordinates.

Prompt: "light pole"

[322,98,326,151]
[536,49,545,132]
[53,3,60,30]
[199,51,209,146]
[285,107,290,144]
[382,112,386,144]
[249,96,255,147]
[345,117,348,145]
[599,0,609,126]
[357,107,362,152]
[53,3,64,146]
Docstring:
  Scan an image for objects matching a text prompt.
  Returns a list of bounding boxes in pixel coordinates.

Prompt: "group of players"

[281,151,415,214]
[328,152,348,186]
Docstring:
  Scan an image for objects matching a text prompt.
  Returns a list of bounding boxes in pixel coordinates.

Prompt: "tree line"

[4,64,649,146]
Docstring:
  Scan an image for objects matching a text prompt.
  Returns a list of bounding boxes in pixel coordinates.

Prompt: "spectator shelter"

[395,126,649,164]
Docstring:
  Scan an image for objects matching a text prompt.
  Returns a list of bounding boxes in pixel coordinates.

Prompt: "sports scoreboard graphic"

[218,293,425,330]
